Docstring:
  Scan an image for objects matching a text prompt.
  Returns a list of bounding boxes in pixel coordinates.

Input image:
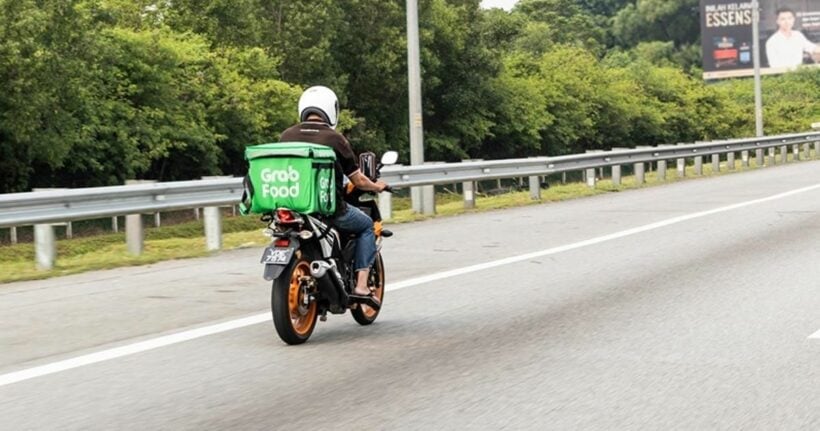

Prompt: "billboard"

[701,0,820,79]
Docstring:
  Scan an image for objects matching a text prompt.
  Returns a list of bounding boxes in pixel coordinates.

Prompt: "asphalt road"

[2,161,820,430]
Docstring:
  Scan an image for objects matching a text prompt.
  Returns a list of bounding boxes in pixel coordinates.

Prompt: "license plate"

[260,246,294,265]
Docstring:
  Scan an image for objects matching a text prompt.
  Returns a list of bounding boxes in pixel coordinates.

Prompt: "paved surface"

[2,161,820,429]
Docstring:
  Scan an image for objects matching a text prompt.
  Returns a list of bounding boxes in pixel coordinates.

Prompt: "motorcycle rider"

[279,86,388,305]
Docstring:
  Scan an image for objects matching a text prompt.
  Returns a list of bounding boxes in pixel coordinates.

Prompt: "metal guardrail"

[0,179,243,228]
[2,132,817,229]
[1,131,818,269]
[379,132,819,187]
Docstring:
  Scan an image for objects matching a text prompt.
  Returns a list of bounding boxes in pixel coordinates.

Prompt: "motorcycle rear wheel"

[351,253,385,325]
[272,256,318,345]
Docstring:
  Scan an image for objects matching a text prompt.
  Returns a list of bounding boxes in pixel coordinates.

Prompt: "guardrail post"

[126,213,143,255]
[584,150,602,188]
[815,141,819,159]
[462,180,476,209]
[756,148,764,166]
[201,175,234,250]
[194,208,200,221]
[804,143,811,160]
[792,144,800,161]
[203,207,222,251]
[378,191,393,220]
[10,227,17,244]
[657,160,667,181]
[422,162,440,215]
[529,175,542,199]
[741,150,749,167]
[711,154,720,173]
[34,224,56,270]
[112,217,119,233]
[767,148,776,166]
[461,159,480,209]
[780,145,787,163]
[585,168,596,188]
[634,162,645,185]
[727,152,735,170]
[694,156,703,176]
[610,147,629,186]
[423,184,435,215]
[125,180,150,255]
[636,147,654,175]
[675,143,686,178]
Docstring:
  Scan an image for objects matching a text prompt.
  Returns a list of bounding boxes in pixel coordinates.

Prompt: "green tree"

[611,0,699,47]
[419,0,500,160]
[0,0,99,192]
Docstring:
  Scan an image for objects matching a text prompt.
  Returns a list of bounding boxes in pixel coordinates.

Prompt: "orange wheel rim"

[288,261,316,336]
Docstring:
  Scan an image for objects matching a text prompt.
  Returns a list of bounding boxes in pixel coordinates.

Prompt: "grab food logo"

[319,177,331,203]
[261,167,300,198]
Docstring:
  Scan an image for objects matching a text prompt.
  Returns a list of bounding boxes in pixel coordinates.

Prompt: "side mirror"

[381,151,399,165]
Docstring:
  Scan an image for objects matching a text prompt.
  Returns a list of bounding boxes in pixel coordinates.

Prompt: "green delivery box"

[240,142,336,216]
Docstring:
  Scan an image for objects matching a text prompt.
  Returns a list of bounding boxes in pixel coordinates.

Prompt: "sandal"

[348,289,381,310]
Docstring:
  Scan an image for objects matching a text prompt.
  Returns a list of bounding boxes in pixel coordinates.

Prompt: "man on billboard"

[765,7,819,68]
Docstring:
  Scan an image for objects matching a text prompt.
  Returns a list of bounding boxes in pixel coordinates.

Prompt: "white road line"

[1,183,819,388]
[388,183,820,290]
[810,329,820,340]
[0,314,270,387]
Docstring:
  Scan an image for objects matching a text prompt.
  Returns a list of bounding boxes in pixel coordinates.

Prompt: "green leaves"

[0,1,297,192]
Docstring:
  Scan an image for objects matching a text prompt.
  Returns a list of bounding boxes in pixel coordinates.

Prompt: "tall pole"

[407,0,427,213]
[752,0,764,137]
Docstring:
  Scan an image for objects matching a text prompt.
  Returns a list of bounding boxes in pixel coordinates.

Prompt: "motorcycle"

[260,150,398,344]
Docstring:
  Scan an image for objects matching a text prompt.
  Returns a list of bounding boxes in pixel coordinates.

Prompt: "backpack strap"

[239,174,254,215]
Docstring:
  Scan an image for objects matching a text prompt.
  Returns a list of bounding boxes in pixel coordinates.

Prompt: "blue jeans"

[333,205,376,272]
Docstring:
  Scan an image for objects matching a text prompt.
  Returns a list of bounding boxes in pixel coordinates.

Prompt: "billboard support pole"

[752,0,764,137]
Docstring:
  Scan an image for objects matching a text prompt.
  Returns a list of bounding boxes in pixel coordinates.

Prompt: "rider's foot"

[352,286,372,296]
[349,285,380,307]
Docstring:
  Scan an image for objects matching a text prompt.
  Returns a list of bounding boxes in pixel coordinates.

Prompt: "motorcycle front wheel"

[351,253,385,325]
[271,256,318,345]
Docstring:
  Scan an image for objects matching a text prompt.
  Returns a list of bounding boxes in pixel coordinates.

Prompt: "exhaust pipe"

[310,260,332,278]
[311,260,346,296]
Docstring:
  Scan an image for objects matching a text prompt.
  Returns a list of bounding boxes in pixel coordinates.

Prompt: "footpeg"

[381,229,393,238]
[349,295,381,310]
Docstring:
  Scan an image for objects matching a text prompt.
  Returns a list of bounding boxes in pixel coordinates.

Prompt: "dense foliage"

[0,0,817,192]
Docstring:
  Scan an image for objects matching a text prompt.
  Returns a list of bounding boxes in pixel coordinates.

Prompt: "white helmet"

[298,86,339,129]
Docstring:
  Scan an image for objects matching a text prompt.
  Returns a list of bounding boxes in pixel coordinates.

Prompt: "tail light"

[274,238,290,248]
[276,209,301,225]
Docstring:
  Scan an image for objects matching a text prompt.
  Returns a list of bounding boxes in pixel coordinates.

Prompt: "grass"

[1,149,816,284]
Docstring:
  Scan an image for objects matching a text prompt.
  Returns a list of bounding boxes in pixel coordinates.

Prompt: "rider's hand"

[374,180,388,192]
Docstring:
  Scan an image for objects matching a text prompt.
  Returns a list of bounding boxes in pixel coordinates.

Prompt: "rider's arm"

[349,170,386,192]
[337,135,386,192]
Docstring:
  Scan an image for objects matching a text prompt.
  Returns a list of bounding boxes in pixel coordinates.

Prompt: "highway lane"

[1,161,819,429]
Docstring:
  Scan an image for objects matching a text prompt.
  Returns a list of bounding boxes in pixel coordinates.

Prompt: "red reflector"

[274,238,290,248]
[277,209,296,223]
